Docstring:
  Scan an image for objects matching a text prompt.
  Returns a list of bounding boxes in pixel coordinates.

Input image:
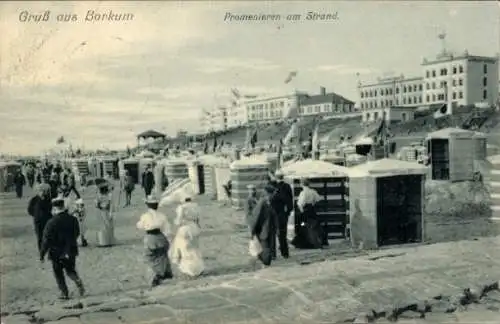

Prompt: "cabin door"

[376,175,423,246]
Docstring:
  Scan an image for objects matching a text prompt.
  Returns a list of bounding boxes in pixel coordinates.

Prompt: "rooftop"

[425,127,475,140]
[422,52,498,66]
[300,92,354,106]
[348,158,428,178]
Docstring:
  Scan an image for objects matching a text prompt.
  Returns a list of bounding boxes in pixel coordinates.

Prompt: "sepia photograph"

[0,1,499,323]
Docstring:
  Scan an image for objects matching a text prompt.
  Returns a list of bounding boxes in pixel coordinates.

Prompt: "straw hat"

[275,170,284,179]
[246,184,256,189]
[75,198,84,205]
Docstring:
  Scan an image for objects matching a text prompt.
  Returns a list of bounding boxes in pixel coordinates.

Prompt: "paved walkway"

[3,236,500,324]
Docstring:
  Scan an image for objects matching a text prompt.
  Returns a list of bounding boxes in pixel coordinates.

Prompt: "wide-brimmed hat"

[246,184,256,189]
[75,198,84,205]
[144,195,159,204]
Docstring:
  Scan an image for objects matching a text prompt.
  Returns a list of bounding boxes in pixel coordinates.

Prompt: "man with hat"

[249,184,278,267]
[270,170,294,259]
[28,182,53,254]
[141,165,155,198]
[40,196,85,300]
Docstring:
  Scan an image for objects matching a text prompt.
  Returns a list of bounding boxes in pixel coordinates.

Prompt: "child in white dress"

[170,195,204,278]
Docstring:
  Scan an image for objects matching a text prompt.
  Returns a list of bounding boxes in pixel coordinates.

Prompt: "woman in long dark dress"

[292,178,323,249]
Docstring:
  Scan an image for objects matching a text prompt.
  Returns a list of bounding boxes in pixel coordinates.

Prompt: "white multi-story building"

[226,100,248,129]
[199,106,228,133]
[359,75,424,123]
[299,87,358,119]
[422,51,499,109]
[244,92,306,124]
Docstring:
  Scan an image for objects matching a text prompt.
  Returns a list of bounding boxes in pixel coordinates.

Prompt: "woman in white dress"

[170,195,205,279]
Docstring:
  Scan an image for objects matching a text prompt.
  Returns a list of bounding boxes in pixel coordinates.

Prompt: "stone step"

[491,170,500,182]
[491,205,500,221]
[492,194,500,206]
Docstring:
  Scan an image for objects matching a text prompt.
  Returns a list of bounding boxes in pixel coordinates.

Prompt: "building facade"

[299,87,358,118]
[244,92,306,124]
[422,51,499,108]
[359,75,424,123]
[226,101,248,129]
[199,106,228,133]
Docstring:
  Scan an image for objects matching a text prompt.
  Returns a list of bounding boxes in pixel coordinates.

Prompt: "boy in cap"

[40,196,85,300]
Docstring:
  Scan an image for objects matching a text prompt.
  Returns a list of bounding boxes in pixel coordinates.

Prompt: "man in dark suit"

[250,185,278,267]
[28,184,53,253]
[271,170,294,259]
[141,165,155,197]
[40,197,85,300]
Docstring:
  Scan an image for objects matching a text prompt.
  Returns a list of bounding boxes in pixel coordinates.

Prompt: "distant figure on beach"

[62,168,81,199]
[137,195,173,287]
[28,183,53,254]
[26,163,35,188]
[122,170,135,207]
[249,184,278,267]
[95,182,115,247]
[49,171,60,200]
[40,196,85,300]
[72,199,88,247]
[141,165,155,197]
[13,169,26,198]
[171,195,204,278]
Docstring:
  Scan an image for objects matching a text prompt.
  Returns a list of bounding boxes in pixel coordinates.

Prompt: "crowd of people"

[11,158,325,299]
[245,170,325,267]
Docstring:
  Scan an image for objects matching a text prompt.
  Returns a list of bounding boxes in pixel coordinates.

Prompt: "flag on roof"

[311,121,320,159]
[277,138,283,170]
[231,88,241,99]
[284,71,298,84]
[56,136,65,144]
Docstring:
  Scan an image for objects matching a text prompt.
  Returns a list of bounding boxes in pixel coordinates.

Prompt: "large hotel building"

[359,50,499,123]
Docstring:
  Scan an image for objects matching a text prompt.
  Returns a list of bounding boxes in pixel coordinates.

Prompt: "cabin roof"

[348,158,428,178]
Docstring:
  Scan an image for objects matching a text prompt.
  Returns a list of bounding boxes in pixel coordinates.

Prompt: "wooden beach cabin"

[230,157,269,209]
[348,159,427,249]
[280,159,350,241]
[425,127,482,182]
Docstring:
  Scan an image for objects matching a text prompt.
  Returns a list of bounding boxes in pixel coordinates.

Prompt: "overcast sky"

[0,1,498,155]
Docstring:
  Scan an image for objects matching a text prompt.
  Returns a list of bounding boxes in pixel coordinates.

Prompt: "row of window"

[365,112,408,121]
[361,84,423,98]
[361,95,423,109]
[248,101,286,111]
[426,64,488,79]
[299,103,354,114]
[426,65,464,78]
[363,88,488,109]
[249,110,284,120]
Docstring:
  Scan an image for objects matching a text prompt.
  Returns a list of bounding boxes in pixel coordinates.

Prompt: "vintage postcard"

[1,1,499,323]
